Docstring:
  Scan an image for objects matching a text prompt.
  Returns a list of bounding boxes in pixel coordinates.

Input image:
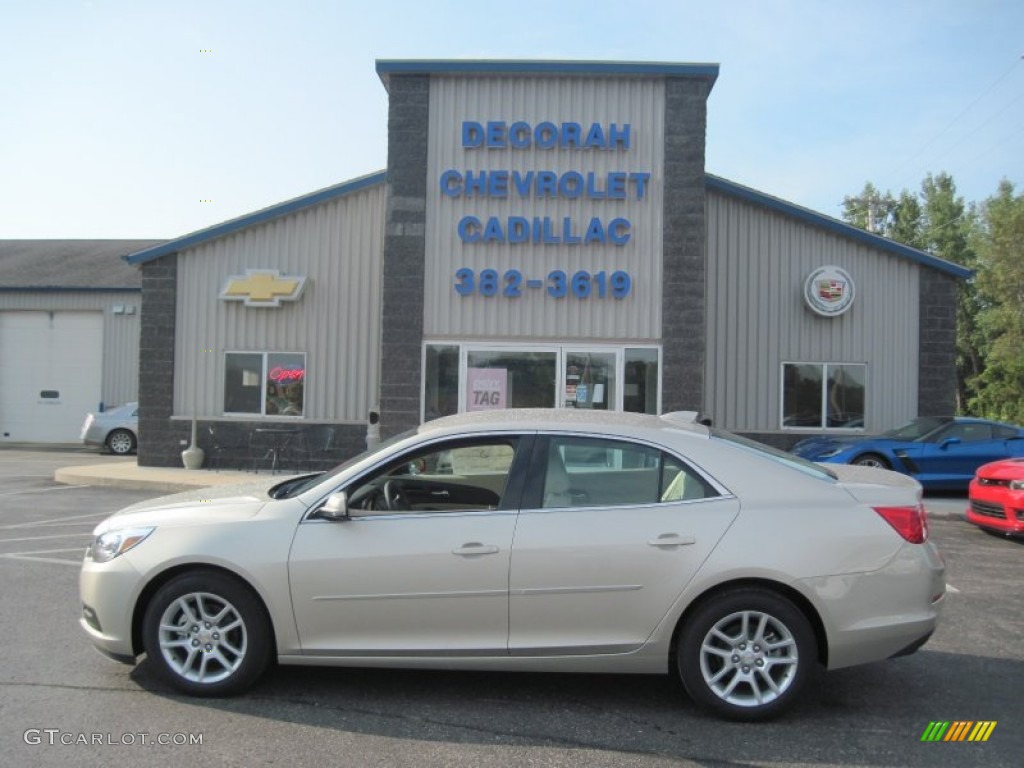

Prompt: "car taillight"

[873,503,928,544]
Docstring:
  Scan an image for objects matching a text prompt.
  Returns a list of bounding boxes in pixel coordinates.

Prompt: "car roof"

[415,408,709,440]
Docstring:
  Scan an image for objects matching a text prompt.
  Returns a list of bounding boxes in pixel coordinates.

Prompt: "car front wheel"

[852,453,889,469]
[106,429,136,455]
[142,570,272,696]
[677,588,817,720]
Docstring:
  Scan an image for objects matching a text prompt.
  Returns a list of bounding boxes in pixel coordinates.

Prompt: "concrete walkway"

[54,460,271,493]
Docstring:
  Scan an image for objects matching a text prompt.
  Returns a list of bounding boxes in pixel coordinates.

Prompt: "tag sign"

[467,368,508,411]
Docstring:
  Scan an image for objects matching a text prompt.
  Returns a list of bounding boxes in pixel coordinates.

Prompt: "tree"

[969,180,1024,423]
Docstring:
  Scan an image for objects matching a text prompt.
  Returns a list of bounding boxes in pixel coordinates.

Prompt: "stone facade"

[379,74,430,439]
[917,268,959,417]
[660,76,712,414]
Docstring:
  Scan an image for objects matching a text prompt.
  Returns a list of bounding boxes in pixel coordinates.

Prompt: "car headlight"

[818,448,843,459]
[88,527,155,563]
[1010,480,1024,491]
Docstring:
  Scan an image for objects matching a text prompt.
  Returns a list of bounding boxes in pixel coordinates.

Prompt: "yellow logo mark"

[220,270,307,308]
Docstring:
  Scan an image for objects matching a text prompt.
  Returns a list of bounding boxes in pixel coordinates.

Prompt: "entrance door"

[561,350,617,410]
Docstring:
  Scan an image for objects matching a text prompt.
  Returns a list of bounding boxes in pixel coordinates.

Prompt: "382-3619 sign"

[454,268,632,299]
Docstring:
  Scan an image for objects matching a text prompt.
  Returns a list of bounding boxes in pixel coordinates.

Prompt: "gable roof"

[706,174,972,279]
[0,240,163,290]
[124,171,387,265]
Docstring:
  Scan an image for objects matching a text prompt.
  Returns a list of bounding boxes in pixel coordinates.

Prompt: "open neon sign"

[268,367,305,383]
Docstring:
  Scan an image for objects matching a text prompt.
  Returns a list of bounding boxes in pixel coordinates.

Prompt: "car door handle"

[431,490,450,497]
[452,543,500,556]
[647,534,696,547]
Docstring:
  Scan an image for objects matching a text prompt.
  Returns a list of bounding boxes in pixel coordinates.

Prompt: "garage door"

[0,311,103,443]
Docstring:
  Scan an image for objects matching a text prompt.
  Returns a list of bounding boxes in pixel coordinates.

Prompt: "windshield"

[269,427,418,499]
[882,416,951,441]
[711,428,837,482]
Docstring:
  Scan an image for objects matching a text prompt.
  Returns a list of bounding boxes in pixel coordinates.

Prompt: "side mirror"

[939,437,962,450]
[317,491,350,521]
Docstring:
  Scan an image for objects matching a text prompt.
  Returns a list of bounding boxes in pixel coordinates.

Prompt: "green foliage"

[968,180,1024,423]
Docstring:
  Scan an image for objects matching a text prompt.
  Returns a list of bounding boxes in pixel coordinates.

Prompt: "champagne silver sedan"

[79,409,944,720]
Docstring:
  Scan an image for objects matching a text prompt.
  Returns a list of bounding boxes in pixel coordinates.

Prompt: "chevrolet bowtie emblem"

[220,270,307,307]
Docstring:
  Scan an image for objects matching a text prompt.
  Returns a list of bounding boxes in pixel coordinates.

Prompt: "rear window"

[711,429,837,482]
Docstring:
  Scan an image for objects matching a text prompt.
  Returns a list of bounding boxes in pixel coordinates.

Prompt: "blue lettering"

[585,172,606,200]
[608,218,631,245]
[463,170,487,197]
[561,122,581,148]
[509,121,531,148]
[535,122,558,149]
[559,171,583,199]
[486,121,506,148]
[483,217,504,243]
[563,217,581,245]
[508,216,529,243]
[462,121,484,148]
[542,217,560,244]
[630,172,650,200]
[583,123,605,149]
[608,123,631,150]
[584,217,606,244]
[536,171,558,197]
[607,172,626,199]
[458,216,481,243]
[512,170,533,197]
[488,171,508,197]
[440,170,462,197]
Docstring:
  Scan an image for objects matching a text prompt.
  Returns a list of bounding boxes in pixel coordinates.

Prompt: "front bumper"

[966,486,1024,535]
[79,552,144,662]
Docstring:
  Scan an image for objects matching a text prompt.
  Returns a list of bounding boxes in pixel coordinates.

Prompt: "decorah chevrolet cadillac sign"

[803,265,855,317]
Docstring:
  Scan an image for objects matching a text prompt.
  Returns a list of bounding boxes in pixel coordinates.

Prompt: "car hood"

[977,457,1024,480]
[93,476,299,534]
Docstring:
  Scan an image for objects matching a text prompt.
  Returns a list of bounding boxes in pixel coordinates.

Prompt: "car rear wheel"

[106,429,136,455]
[677,588,817,721]
[852,453,889,469]
[142,570,272,696]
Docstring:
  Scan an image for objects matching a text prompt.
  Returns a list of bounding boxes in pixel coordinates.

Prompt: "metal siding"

[706,191,919,433]
[0,292,140,408]
[174,184,385,421]
[424,76,663,341]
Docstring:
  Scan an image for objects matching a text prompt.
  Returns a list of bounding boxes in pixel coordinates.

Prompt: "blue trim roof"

[124,171,387,265]
[376,59,719,88]
[705,175,973,280]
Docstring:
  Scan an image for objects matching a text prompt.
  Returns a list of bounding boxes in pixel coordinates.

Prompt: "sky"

[2,0,1022,239]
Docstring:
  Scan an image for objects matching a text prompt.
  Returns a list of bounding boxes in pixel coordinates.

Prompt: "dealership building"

[115,60,969,469]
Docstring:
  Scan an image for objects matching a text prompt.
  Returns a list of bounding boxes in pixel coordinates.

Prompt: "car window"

[541,436,717,509]
[943,423,993,442]
[994,425,1020,439]
[345,438,519,515]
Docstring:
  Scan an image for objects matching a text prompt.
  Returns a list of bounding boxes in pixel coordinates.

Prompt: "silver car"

[81,402,138,455]
[79,409,944,720]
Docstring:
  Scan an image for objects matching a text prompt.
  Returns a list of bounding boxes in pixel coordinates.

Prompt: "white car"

[80,402,138,454]
[79,409,944,720]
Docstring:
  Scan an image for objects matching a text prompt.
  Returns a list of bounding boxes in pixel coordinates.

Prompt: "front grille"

[970,500,1006,520]
[978,477,1011,488]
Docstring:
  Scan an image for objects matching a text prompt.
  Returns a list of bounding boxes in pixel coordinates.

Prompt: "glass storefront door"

[561,350,616,410]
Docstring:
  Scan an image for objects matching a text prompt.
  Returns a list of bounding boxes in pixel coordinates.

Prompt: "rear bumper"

[801,540,945,670]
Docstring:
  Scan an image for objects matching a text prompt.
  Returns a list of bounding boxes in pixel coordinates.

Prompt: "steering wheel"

[383,480,411,511]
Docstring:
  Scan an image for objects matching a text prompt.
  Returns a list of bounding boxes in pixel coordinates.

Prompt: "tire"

[677,588,817,721]
[142,570,272,697]
[852,453,889,469]
[106,429,136,455]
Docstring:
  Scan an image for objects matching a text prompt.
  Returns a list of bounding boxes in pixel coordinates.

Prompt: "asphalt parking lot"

[1,449,1021,767]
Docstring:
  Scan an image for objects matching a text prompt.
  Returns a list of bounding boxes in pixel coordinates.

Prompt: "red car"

[966,458,1024,536]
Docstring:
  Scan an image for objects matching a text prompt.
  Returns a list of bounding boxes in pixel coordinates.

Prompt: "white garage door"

[0,311,104,443]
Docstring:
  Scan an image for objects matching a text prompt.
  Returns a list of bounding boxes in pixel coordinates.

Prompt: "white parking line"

[0,547,85,567]
[0,511,109,529]
[0,485,80,497]
[0,533,92,544]
[947,584,961,594]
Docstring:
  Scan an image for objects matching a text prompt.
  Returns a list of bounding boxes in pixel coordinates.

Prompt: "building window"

[782,363,865,429]
[224,352,305,417]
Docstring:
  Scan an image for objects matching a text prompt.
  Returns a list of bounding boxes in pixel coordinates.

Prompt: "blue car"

[791,416,1024,490]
